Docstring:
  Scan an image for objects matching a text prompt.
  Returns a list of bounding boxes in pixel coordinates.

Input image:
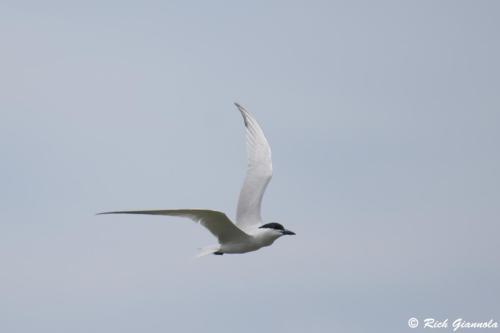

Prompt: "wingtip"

[234,102,249,126]
[234,102,244,111]
[96,211,115,216]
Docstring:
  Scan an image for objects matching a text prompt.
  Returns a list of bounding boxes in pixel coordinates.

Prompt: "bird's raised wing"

[97,209,249,244]
[234,103,273,231]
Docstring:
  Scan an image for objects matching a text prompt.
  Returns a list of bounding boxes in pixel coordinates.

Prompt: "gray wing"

[234,103,273,231]
[97,209,249,244]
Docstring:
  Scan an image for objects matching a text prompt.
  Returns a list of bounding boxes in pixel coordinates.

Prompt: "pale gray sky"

[1,1,499,332]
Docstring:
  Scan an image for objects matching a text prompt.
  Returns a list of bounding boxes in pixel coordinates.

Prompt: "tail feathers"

[195,245,221,258]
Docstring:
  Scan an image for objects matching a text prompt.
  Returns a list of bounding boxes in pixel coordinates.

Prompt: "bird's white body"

[218,228,282,254]
[99,103,295,256]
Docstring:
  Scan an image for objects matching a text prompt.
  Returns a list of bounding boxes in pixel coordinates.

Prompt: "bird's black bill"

[282,230,296,235]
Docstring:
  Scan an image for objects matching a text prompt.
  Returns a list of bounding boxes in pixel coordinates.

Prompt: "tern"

[98,103,295,256]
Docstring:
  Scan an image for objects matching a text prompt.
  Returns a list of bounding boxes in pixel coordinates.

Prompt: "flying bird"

[98,103,295,256]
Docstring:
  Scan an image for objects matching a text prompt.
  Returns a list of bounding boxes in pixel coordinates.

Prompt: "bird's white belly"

[220,242,262,254]
[220,232,279,254]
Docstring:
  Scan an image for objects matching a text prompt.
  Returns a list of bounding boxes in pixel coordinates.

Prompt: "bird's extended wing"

[97,209,249,244]
[234,103,273,231]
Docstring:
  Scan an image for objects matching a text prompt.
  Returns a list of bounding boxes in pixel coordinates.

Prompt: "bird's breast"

[251,230,280,247]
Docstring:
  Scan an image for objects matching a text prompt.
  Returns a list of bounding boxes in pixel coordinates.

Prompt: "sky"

[1,1,499,332]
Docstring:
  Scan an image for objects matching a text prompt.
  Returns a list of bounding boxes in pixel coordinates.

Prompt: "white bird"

[98,103,295,256]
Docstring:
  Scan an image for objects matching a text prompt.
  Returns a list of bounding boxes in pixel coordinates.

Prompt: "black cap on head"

[259,223,285,231]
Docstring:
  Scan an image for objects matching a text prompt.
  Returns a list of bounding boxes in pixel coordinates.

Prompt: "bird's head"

[258,222,296,237]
